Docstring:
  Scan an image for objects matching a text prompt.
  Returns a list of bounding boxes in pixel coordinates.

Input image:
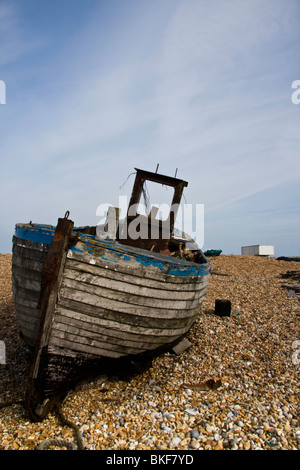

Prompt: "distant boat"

[12,168,210,421]
[204,249,222,257]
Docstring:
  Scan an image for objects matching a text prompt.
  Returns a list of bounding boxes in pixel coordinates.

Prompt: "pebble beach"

[0,252,299,451]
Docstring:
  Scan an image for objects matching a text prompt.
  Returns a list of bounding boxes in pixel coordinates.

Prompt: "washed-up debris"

[182,378,222,391]
[280,271,300,281]
[280,271,300,298]
[172,338,192,355]
[214,299,231,317]
[282,285,300,298]
[210,270,231,276]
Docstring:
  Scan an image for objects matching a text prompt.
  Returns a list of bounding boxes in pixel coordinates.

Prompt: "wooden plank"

[17,321,40,338]
[12,263,44,282]
[63,266,202,300]
[12,239,48,346]
[12,254,45,273]
[50,328,180,358]
[49,336,126,359]
[58,285,203,319]
[50,321,177,350]
[49,332,181,358]
[67,248,210,285]
[13,237,49,256]
[66,258,207,292]
[51,308,196,340]
[56,297,202,330]
[12,284,41,301]
[15,308,41,325]
[60,276,202,311]
[12,273,41,292]
[12,294,39,309]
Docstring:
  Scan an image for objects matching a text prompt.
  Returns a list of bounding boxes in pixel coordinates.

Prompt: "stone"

[190,439,200,449]
[214,442,223,450]
[190,429,200,439]
[0,254,299,451]
[171,437,181,447]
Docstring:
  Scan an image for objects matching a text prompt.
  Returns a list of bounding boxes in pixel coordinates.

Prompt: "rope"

[37,438,76,450]
[119,171,136,190]
[56,403,85,450]
[0,397,85,450]
[36,403,85,450]
[141,181,150,213]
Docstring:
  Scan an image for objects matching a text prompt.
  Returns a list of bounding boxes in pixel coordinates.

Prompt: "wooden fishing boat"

[11,168,210,420]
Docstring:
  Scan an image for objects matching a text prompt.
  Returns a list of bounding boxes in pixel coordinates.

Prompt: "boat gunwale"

[14,223,211,277]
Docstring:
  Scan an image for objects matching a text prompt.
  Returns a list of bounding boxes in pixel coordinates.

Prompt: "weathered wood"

[49,336,127,358]
[13,295,40,309]
[12,217,210,418]
[12,284,41,301]
[67,246,208,285]
[56,297,201,330]
[12,237,48,345]
[50,324,184,357]
[47,244,207,357]
[25,215,74,420]
[58,284,203,319]
[60,277,201,311]
[66,258,206,291]
[13,237,49,256]
[12,263,44,282]
[172,338,193,355]
[12,273,41,292]
[13,229,209,349]
[14,303,41,321]
[63,266,203,299]
[12,255,45,274]
[50,324,171,352]
[120,168,188,251]
[52,308,195,342]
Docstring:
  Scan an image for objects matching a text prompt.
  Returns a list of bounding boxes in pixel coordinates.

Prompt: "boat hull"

[12,226,210,356]
[12,222,210,419]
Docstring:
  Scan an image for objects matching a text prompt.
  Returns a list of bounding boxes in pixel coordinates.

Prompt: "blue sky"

[0,0,299,255]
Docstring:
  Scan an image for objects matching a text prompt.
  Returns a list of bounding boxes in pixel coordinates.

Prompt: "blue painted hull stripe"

[15,226,54,245]
[14,225,210,277]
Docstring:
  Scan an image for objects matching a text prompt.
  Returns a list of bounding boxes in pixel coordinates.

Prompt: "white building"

[241,245,274,256]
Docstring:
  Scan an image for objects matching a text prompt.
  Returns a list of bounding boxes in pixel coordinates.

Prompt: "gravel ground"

[0,253,299,451]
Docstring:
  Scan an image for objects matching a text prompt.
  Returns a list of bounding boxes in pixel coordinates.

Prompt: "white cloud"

[0,0,299,254]
[151,0,300,207]
[0,2,43,65]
